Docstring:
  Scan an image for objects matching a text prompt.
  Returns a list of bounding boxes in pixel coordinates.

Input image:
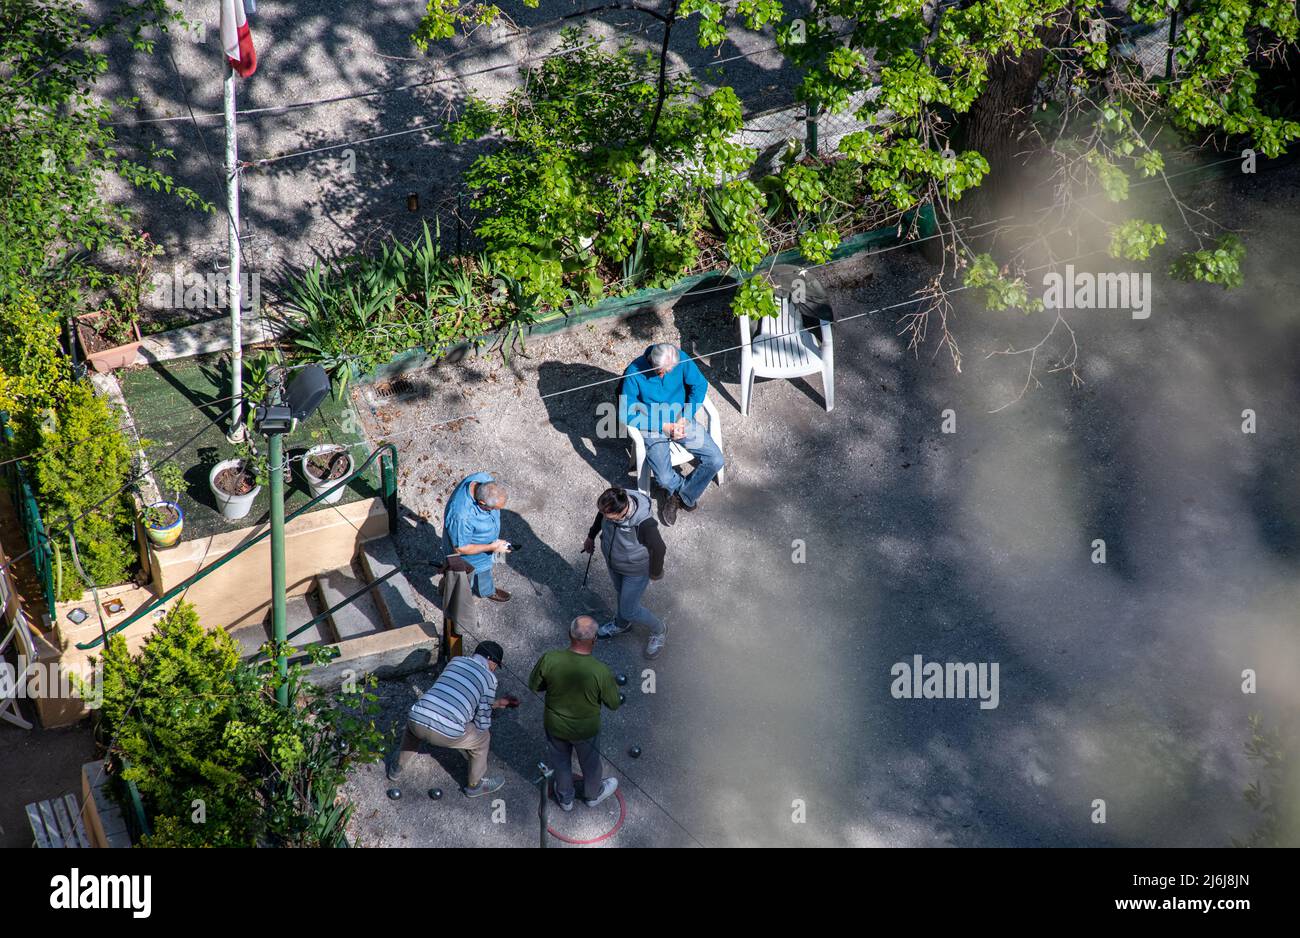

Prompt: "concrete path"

[342,165,1300,847]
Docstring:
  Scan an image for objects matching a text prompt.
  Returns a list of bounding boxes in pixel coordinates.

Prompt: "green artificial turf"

[116,356,379,541]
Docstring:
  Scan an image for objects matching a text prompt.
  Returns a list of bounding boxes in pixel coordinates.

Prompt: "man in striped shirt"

[387,641,515,797]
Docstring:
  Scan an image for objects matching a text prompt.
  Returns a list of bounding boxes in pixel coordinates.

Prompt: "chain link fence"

[1116,16,1178,81]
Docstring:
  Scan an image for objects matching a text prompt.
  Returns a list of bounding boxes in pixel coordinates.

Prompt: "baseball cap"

[475,641,505,667]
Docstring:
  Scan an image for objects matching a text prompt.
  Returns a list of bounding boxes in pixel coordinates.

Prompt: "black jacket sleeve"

[587,512,603,541]
[637,518,667,578]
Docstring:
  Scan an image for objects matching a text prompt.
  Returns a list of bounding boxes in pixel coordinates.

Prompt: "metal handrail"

[76,442,398,650]
[0,411,58,616]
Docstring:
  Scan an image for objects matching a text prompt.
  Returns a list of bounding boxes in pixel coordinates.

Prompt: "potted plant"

[301,438,353,504]
[141,463,187,548]
[76,296,143,373]
[75,230,159,373]
[208,438,267,521]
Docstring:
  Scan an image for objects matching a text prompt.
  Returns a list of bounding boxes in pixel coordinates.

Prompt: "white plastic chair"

[618,392,725,495]
[0,606,36,730]
[739,296,834,415]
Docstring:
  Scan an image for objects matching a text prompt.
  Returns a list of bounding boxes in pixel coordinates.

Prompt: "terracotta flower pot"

[75,311,143,373]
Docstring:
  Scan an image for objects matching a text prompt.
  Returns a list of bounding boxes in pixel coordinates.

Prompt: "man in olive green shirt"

[528,615,622,810]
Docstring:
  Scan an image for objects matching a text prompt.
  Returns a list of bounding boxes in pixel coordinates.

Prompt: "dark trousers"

[546,729,603,804]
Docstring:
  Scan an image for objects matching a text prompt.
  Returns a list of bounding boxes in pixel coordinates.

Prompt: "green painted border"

[363,206,936,384]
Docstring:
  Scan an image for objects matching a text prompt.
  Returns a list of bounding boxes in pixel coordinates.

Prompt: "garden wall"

[365,208,936,384]
[43,496,389,728]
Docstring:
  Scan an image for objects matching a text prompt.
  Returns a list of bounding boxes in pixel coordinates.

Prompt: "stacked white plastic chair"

[738,295,835,415]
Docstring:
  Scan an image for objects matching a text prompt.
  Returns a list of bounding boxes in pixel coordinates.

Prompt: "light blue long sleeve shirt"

[619,348,708,435]
[441,472,500,575]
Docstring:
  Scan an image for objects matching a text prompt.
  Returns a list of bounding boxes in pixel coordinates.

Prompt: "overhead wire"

[2,154,1240,583]
[352,245,1110,451]
[108,0,755,127]
[0,401,241,582]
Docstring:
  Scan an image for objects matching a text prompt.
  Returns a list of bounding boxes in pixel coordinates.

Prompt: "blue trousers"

[470,563,495,598]
[643,418,724,507]
[610,571,664,636]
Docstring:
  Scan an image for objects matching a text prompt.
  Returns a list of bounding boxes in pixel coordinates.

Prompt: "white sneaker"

[644,628,667,659]
[583,777,618,807]
[597,619,631,638]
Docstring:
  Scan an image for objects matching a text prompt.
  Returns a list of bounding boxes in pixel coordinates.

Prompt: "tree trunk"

[645,1,681,149]
[956,9,1073,230]
[957,44,1052,225]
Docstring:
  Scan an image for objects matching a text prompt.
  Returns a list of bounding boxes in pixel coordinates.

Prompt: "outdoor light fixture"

[253,364,329,434]
[253,404,293,434]
[285,364,330,421]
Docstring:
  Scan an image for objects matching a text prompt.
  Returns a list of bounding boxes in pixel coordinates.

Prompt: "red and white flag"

[220,0,257,78]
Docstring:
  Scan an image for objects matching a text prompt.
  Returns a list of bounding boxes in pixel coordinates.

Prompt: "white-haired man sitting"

[618,343,725,526]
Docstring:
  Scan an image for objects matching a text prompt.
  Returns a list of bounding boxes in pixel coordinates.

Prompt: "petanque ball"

[387,788,402,800]
[428,788,443,800]
[628,745,642,758]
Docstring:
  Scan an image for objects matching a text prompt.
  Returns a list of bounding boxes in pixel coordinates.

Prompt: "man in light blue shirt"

[441,472,512,603]
[619,343,725,525]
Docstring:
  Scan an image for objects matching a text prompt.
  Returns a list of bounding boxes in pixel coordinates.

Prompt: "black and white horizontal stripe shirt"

[409,654,497,737]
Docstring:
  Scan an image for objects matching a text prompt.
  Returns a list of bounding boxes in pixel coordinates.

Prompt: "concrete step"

[317,566,386,641]
[262,587,335,646]
[229,620,270,659]
[280,592,333,649]
[359,538,423,630]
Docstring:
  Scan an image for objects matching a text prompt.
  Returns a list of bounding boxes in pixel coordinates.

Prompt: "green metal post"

[382,451,397,536]
[805,102,819,157]
[268,431,289,707]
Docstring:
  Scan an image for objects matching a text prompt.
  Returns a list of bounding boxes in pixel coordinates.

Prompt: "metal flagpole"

[224,56,244,442]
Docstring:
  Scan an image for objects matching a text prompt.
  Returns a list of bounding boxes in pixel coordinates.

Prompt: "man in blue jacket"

[442,472,512,603]
[619,343,725,525]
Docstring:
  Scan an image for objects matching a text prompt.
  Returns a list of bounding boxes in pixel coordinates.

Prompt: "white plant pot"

[209,459,262,521]
[302,444,353,504]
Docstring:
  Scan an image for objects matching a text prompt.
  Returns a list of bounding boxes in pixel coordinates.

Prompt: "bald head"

[475,481,508,510]
[569,615,599,644]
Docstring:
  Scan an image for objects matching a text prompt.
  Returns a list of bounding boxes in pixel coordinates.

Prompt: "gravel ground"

[340,162,1300,847]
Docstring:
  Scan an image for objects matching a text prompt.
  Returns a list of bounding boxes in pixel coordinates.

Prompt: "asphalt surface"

[341,163,1300,847]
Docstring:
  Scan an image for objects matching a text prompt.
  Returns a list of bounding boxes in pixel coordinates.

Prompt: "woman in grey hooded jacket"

[582,486,668,659]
